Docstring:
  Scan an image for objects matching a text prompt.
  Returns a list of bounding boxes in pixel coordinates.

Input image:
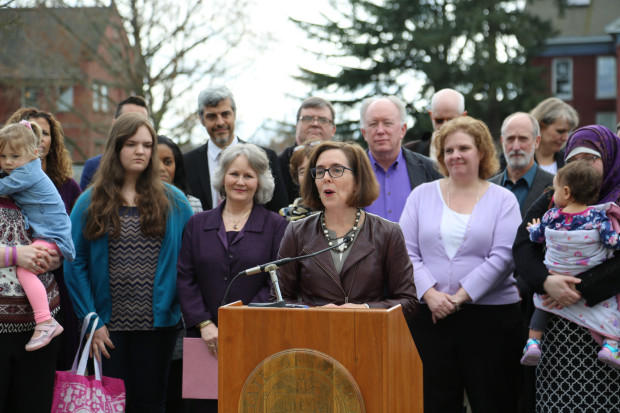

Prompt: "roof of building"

[0,6,121,81]
[533,0,620,39]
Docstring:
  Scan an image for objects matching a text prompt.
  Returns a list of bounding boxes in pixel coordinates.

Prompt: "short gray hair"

[197,86,236,116]
[212,143,275,205]
[501,112,540,139]
[360,95,407,128]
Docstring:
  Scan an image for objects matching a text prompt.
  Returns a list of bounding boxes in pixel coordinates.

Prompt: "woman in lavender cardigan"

[400,116,522,413]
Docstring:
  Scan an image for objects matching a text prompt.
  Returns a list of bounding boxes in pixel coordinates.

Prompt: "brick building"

[0,6,138,161]
[531,0,620,130]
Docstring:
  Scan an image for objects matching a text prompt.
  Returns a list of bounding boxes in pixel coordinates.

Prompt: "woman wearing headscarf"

[513,125,620,411]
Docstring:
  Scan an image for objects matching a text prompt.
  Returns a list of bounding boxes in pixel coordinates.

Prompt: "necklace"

[223,208,252,230]
[321,208,361,253]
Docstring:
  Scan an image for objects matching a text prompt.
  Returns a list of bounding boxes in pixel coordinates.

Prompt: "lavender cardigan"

[399,181,521,305]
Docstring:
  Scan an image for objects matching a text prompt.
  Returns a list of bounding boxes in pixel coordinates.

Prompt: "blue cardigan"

[64,184,193,329]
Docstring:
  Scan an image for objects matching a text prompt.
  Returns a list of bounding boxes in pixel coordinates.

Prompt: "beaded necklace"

[320,208,361,253]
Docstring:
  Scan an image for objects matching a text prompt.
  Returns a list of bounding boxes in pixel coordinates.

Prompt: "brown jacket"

[277,213,418,318]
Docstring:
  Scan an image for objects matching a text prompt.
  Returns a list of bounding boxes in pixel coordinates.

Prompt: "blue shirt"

[365,149,411,222]
[0,158,75,260]
[500,163,539,210]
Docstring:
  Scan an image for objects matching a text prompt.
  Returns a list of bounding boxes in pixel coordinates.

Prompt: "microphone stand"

[220,237,350,308]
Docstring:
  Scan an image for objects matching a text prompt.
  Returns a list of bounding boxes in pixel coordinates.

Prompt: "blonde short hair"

[434,116,499,179]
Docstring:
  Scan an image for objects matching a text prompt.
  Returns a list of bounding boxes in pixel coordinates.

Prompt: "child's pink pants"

[16,239,60,323]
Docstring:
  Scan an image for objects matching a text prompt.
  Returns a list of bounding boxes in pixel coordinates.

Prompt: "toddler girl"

[523,158,620,369]
[0,121,75,351]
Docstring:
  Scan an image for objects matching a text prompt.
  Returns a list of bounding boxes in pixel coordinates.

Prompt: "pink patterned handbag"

[51,313,126,412]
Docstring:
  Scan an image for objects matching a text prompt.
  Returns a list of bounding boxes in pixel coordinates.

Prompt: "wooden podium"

[218,302,423,412]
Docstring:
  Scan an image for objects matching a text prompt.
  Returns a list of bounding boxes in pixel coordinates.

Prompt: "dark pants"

[103,329,177,413]
[0,331,60,413]
[411,303,523,413]
[53,266,81,371]
[516,278,538,413]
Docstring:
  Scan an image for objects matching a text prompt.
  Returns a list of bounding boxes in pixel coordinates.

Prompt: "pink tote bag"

[51,312,126,412]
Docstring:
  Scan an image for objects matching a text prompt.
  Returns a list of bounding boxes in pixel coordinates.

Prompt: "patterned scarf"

[565,125,620,203]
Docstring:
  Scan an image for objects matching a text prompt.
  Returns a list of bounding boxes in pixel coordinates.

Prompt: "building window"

[22,87,39,107]
[595,112,616,132]
[552,58,572,100]
[92,83,109,112]
[57,86,74,111]
[596,56,616,99]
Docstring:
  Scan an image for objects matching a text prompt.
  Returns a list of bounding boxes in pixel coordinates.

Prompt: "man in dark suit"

[183,86,287,212]
[361,96,442,222]
[490,112,553,217]
[278,97,336,203]
[79,96,149,189]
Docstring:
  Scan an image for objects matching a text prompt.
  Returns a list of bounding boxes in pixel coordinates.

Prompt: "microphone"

[238,235,352,277]
[220,235,352,307]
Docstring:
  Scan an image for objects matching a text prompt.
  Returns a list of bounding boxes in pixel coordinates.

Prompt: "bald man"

[427,88,467,160]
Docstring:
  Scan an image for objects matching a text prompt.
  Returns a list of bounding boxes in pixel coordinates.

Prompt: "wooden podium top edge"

[219,302,403,312]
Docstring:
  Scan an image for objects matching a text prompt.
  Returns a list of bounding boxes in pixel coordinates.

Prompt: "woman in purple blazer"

[400,116,523,413]
[176,143,288,412]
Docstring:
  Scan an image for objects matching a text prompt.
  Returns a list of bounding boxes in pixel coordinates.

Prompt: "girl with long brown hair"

[65,112,193,412]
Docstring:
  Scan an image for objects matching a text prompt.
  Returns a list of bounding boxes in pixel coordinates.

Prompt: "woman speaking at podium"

[277,141,417,317]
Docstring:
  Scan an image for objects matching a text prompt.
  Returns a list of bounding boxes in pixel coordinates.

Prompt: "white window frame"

[92,83,109,113]
[596,56,617,99]
[57,86,74,111]
[552,58,573,100]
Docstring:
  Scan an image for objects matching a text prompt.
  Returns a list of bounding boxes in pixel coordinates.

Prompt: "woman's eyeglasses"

[567,154,600,164]
[311,165,353,179]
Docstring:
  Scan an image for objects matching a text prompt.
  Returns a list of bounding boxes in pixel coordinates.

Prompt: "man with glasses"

[490,112,554,217]
[361,96,441,222]
[278,97,337,203]
[184,85,287,212]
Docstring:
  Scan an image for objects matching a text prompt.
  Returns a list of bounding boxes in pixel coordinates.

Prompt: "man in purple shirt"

[361,96,441,222]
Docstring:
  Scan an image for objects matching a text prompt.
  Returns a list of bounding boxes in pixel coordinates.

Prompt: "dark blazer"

[176,203,288,326]
[278,144,298,204]
[277,213,418,318]
[183,139,288,212]
[489,165,554,218]
[401,147,443,189]
[79,154,102,190]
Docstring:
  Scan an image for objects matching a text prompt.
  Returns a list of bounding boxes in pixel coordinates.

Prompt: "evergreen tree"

[294,0,555,142]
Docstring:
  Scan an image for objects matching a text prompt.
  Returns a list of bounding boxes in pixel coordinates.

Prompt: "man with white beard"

[490,112,554,217]
[491,112,554,413]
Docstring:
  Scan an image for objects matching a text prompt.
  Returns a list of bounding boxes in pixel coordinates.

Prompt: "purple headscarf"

[564,125,620,203]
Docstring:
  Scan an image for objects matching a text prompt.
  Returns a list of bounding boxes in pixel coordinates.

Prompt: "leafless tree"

[6,0,256,145]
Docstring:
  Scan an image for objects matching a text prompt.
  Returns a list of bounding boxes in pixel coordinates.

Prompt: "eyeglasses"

[298,116,333,126]
[311,165,353,179]
[567,154,600,164]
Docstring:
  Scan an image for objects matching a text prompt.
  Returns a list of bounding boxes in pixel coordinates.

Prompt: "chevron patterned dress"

[107,207,161,331]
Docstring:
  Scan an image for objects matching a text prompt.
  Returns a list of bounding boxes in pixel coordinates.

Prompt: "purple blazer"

[177,202,288,327]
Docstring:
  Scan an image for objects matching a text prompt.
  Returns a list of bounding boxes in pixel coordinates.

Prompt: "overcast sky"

[185,0,334,148]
